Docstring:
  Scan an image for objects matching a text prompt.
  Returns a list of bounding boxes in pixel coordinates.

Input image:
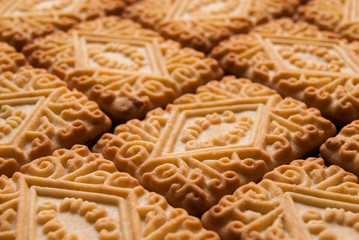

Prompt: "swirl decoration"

[302,208,359,238]
[87,43,146,71]
[278,44,346,72]
[181,111,253,151]
[36,198,120,240]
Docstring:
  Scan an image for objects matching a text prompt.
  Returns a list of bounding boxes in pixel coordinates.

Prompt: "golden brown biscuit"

[0,145,219,240]
[202,157,359,239]
[23,17,223,123]
[0,0,129,50]
[321,120,359,177]
[123,0,303,53]
[93,76,335,216]
[299,0,359,41]
[210,18,359,126]
[0,66,111,177]
[0,42,26,73]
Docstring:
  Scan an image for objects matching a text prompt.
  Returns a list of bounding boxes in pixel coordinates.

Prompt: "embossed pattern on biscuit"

[0,66,111,177]
[321,120,359,177]
[93,76,336,217]
[202,157,359,239]
[299,0,359,41]
[0,0,128,50]
[23,17,223,123]
[210,18,359,126]
[0,145,219,240]
[0,42,27,73]
[123,0,302,53]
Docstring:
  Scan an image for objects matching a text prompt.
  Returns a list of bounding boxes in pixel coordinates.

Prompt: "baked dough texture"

[0,0,130,50]
[23,16,223,123]
[0,66,111,177]
[0,145,219,240]
[202,157,359,239]
[93,76,335,216]
[124,0,304,53]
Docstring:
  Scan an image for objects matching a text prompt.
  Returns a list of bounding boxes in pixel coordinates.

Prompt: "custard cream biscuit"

[0,66,111,177]
[210,18,359,126]
[93,76,336,216]
[0,0,128,50]
[123,0,302,53]
[299,0,359,41]
[0,42,26,73]
[202,157,359,239]
[23,17,223,123]
[321,120,359,177]
[0,145,219,240]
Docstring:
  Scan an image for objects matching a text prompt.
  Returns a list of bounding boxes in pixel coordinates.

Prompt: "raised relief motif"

[83,37,163,75]
[0,145,219,240]
[0,66,111,177]
[179,112,254,151]
[93,77,335,216]
[210,18,359,126]
[202,157,359,239]
[23,17,223,123]
[36,198,120,240]
[124,0,301,53]
[87,43,148,71]
[275,43,354,73]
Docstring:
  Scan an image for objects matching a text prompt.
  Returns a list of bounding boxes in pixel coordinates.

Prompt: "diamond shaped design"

[23,17,223,123]
[80,35,166,75]
[0,145,218,240]
[210,18,359,126]
[202,157,359,239]
[93,77,335,216]
[267,37,359,74]
[160,100,264,157]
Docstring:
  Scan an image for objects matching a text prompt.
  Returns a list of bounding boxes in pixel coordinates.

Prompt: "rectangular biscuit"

[210,18,359,126]
[23,16,223,124]
[202,157,359,239]
[0,144,219,239]
[0,66,111,177]
[0,0,130,50]
[123,0,304,53]
[92,76,335,216]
